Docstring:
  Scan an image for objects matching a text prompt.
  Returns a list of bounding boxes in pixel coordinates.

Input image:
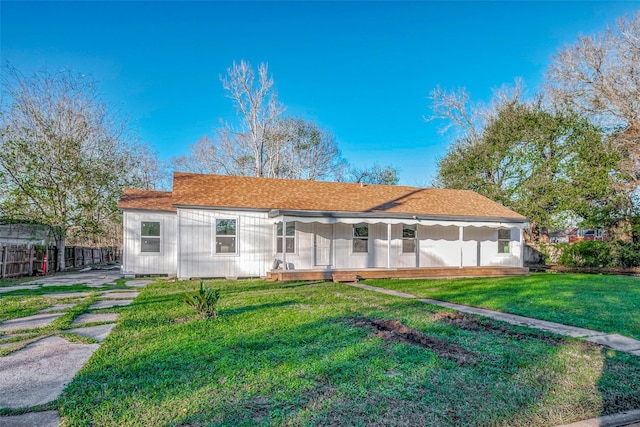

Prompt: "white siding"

[122,210,177,275]
[275,221,315,270]
[418,225,460,267]
[177,208,273,279]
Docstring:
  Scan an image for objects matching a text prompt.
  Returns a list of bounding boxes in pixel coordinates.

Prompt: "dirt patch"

[432,311,566,345]
[349,317,477,365]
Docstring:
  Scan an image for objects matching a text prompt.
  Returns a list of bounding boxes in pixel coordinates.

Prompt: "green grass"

[55,278,640,426]
[0,279,133,355]
[364,273,640,340]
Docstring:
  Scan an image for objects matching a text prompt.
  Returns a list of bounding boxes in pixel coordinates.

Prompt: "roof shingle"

[117,189,175,212]
[163,173,525,220]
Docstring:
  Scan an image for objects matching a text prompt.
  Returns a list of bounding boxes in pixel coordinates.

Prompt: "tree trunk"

[56,234,66,272]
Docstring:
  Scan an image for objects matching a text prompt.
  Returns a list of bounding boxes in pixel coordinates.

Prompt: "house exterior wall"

[123,207,525,277]
[122,210,177,275]
[177,208,274,279]
[418,225,460,267]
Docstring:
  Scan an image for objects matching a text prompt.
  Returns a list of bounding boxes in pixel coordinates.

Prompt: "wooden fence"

[0,245,121,279]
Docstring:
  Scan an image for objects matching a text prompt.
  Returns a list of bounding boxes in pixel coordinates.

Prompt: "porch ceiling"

[269,209,528,229]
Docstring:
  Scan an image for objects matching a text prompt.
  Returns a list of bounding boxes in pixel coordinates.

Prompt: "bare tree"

[427,81,525,147]
[547,13,640,130]
[264,117,345,180]
[220,60,284,177]
[171,135,223,175]
[0,64,136,270]
[547,12,640,223]
[130,142,171,191]
[346,163,399,185]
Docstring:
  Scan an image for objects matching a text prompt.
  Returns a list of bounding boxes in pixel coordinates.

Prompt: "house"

[548,228,605,243]
[0,222,52,246]
[117,173,529,281]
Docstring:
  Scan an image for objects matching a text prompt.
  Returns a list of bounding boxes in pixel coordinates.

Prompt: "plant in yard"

[183,281,220,318]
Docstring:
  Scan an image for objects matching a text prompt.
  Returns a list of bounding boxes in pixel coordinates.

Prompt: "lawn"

[364,273,640,340]
[0,278,132,356]
[54,278,640,426]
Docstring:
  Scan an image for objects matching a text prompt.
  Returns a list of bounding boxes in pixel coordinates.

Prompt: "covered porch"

[266,266,529,282]
[267,209,528,281]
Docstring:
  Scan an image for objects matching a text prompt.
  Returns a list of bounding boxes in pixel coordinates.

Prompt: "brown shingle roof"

[169,173,525,220]
[117,189,175,212]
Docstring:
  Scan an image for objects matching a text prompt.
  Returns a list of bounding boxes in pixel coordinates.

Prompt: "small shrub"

[612,240,640,268]
[183,281,220,319]
[559,241,612,268]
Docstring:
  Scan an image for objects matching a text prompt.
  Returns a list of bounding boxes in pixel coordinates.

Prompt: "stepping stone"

[127,279,153,287]
[0,410,60,427]
[67,324,116,342]
[586,334,640,352]
[0,336,99,408]
[0,285,39,293]
[0,313,64,333]
[100,291,139,299]
[42,292,90,299]
[38,303,76,313]
[72,312,118,325]
[89,299,133,309]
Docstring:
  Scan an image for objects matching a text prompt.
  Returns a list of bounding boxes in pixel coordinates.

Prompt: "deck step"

[332,272,359,283]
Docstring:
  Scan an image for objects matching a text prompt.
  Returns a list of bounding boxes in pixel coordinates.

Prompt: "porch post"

[519,227,525,268]
[282,218,288,270]
[458,226,464,268]
[387,223,392,269]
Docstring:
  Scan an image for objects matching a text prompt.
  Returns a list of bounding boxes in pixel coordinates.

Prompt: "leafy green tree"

[0,65,138,269]
[436,99,623,239]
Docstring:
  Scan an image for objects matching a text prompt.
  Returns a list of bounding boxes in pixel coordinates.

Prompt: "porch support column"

[519,227,525,268]
[458,226,464,268]
[387,223,392,269]
[282,218,288,270]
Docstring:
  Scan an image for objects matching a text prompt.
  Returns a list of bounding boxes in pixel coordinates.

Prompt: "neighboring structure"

[0,222,52,246]
[548,228,605,243]
[118,173,529,280]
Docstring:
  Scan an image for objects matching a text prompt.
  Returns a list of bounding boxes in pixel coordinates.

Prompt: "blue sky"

[2,1,639,186]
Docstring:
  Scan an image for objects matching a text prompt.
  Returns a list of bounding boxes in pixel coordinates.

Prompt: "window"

[402,224,417,253]
[215,219,237,254]
[353,223,368,253]
[498,229,511,254]
[141,221,160,253]
[276,222,295,253]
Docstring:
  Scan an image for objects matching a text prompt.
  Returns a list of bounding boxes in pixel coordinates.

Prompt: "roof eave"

[268,209,528,223]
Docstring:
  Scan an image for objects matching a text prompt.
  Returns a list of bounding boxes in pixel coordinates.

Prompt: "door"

[314,223,332,267]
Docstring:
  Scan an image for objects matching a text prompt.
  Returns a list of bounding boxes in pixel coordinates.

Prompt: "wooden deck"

[266,266,529,282]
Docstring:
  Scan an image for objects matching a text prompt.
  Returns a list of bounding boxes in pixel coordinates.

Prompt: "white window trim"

[275,222,297,255]
[497,229,511,256]
[401,225,417,254]
[213,217,239,256]
[140,220,162,256]
[352,223,369,254]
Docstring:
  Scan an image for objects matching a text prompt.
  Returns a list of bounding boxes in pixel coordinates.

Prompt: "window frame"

[140,221,161,254]
[214,218,239,256]
[402,224,417,254]
[352,223,369,254]
[276,221,296,254]
[498,229,511,254]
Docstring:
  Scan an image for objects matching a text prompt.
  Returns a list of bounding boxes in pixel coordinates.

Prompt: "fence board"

[0,244,121,278]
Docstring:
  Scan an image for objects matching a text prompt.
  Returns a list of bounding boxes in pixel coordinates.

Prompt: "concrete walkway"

[346,282,640,356]
[0,275,151,426]
[347,282,640,427]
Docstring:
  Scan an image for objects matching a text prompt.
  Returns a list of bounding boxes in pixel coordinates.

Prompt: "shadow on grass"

[366,273,640,339]
[57,281,640,427]
[219,301,297,317]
